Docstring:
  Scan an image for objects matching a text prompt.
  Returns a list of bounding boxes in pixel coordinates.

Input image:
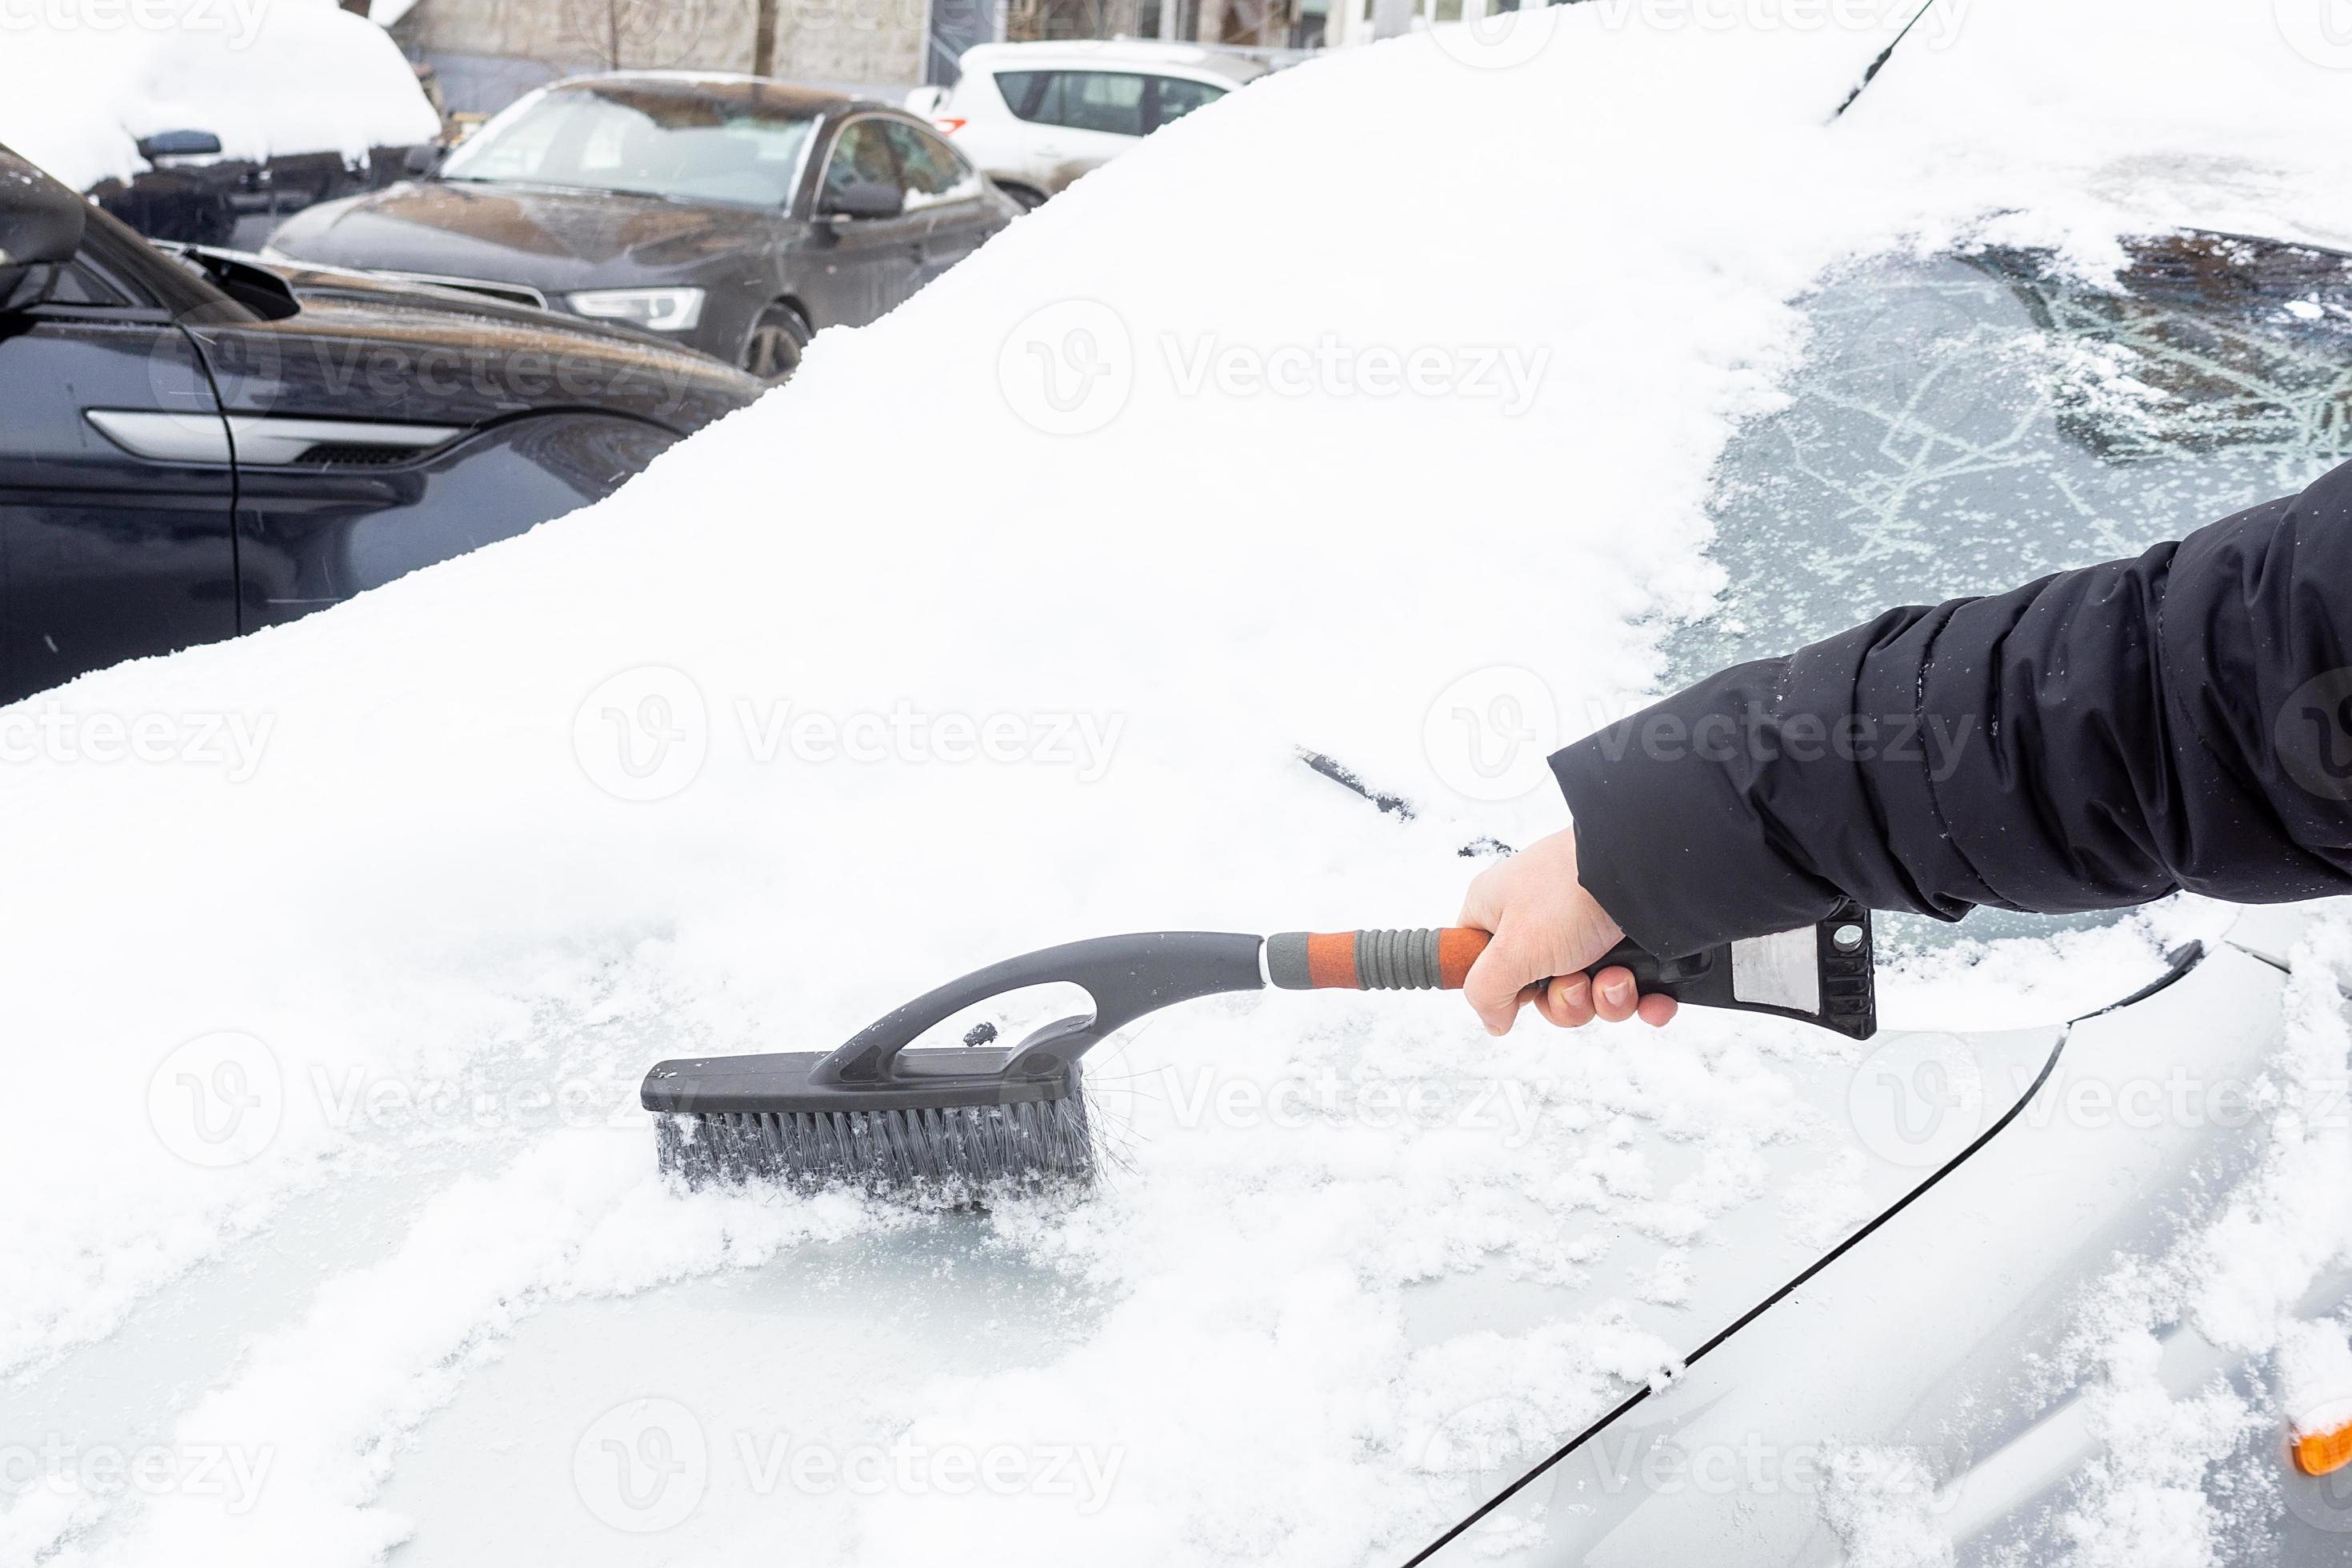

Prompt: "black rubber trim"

[1400,939,2211,1566]
[2070,941,2205,1021]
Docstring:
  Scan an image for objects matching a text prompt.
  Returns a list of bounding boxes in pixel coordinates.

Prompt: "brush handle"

[813,931,1270,1087]
[806,908,1877,1098]
[1262,927,1654,992]
[1262,921,1880,1043]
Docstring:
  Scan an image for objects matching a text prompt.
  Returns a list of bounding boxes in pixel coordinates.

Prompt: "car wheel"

[741,305,810,383]
[996,182,1046,212]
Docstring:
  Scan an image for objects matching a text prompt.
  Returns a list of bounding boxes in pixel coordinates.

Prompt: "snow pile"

[0,0,438,192]
[1818,1442,1958,1568]
[1869,902,2231,1034]
[2043,913,2352,1564]
[2,2,2350,1564]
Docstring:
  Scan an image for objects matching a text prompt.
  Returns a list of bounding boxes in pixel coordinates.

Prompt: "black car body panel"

[265,74,1020,372]
[227,414,680,630]
[0,143,761,705]
[0,303,241,696]
[182,250,753,434]
[272,178,802,370]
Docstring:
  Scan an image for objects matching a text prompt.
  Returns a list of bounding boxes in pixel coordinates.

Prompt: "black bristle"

[654,1082,1097,1195]
[644,932,1267,1198]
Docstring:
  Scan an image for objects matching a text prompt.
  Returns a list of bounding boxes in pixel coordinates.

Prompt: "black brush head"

[642,932,1270,1195]
[645,1046,1098,1192]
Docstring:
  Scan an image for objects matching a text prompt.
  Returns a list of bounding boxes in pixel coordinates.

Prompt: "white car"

[14,7,2352,1567]
[906,40,1264,209]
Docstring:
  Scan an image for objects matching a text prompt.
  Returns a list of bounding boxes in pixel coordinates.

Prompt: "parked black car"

[0,144,761,706]
[265,74,1022,380]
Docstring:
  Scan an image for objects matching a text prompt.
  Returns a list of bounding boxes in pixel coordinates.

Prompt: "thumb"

[1462,922,1542,1036]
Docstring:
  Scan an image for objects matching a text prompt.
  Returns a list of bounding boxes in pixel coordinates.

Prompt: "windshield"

[437,83,819,206]
[1673,234,2352,950]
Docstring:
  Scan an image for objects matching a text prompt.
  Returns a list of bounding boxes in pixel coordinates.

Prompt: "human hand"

[1456,827,1678,1035]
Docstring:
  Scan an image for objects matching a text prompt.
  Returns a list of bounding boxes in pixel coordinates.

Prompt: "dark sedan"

[0,144,761,706]
[265,74,1022,380]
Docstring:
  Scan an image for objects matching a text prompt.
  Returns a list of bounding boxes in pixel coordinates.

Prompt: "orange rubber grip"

[1266,928,1493,990]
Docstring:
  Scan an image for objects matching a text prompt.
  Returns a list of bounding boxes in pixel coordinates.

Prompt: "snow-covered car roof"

[0,0,439,194]
[6,2,2351,1563]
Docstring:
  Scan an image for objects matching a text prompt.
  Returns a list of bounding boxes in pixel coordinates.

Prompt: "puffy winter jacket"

[1552,457,2352,958]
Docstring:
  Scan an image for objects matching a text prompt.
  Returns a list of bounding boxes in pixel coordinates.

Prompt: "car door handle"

[86,410,460,466]
[82,409,232,465]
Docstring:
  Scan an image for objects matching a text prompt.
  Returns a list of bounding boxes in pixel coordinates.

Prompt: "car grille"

[294,442,427,467]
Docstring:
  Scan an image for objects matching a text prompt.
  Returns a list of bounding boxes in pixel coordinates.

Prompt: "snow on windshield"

[2,4,2349,1565]
[0,0,439,194]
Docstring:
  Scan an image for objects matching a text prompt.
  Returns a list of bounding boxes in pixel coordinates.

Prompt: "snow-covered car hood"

[5,5,2352,1566]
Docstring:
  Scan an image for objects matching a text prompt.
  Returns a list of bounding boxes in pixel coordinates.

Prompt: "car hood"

[265,178,786,294]
[187,254,762,435]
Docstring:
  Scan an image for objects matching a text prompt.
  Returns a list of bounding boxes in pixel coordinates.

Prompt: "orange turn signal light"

[2293,1417,2352,1477]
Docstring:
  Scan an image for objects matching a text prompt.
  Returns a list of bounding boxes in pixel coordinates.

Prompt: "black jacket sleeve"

[1551,457,2352,958]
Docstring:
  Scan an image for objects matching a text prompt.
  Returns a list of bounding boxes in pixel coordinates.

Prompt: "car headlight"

[566,287,706,331]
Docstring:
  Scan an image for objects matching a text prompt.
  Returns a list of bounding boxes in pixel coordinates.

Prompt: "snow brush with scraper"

[642,906,1876,1191]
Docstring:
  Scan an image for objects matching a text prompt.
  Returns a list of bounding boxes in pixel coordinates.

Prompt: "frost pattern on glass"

[1674,238,2352,946]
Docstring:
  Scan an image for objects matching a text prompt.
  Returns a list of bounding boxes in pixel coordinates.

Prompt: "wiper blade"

[435,175,678,201]
[1831,0,1939,119]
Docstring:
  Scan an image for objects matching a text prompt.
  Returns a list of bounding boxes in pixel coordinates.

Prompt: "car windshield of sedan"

[437,85,819,207]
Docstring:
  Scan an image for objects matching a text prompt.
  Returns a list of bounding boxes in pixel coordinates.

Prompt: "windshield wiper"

[1831,0,1939,118]
[436,174,682,202]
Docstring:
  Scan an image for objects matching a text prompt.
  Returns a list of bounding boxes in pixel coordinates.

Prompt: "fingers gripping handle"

[1266,910,1877,1038]
[802,910,1875,1094]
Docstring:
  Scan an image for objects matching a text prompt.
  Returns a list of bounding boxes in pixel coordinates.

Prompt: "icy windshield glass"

[1674,235,2352,946]
[438,84,818,207]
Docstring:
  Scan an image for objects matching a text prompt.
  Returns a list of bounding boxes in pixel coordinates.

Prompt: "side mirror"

[822,178,903,222]
[135,130,224,162]
[0,171,88,312]
[402,142,442,178]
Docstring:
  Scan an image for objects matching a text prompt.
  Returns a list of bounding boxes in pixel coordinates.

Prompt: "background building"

[383,0,1325,116]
